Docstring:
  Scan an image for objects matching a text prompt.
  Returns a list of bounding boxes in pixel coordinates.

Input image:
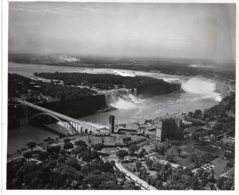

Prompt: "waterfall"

[105,88,143,110]
[182,77,222,101]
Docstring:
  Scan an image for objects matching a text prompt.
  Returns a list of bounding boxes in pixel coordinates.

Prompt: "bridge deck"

[17,99,98,131]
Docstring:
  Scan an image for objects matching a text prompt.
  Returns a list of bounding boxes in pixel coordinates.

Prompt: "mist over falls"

[8,61,223,126]
[109,94,144,110]
[182,77,222,102]
[105,77,221,111]
[105,88,143,110]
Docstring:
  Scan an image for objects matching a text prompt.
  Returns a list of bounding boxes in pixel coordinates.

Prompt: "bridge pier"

[17,99,98,136]
[66,121,89,135]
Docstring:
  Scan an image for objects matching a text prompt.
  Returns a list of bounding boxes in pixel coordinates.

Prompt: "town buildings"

[156,117,183,141]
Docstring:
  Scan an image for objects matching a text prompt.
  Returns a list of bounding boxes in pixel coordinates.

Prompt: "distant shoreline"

[8,57,235,81]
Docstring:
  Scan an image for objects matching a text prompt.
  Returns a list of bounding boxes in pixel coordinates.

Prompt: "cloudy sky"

[9,2,236,63]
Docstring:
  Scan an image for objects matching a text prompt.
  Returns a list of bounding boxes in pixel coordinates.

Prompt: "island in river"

[7,61,234,154]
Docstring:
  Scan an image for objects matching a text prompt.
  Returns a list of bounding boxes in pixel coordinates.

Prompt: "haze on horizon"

[9,2,236,64]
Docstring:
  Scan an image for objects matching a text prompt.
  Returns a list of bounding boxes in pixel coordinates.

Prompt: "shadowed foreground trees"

[116,149,129,159]
[26,141,37,151]
[7,140,138,190]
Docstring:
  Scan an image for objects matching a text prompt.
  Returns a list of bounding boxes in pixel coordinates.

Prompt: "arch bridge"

[16,99,98,135]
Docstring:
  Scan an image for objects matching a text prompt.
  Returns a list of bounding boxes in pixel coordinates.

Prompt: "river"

[8,62,221,153]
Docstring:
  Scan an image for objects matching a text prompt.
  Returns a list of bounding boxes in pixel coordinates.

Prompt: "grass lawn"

[153,140,219,169]
[72,134,146,146]
[122,162,137,173]
[211,155,229,179]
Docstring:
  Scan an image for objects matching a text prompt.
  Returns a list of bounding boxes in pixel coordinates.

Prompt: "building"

[220,137,235,151]
[156,126,162,141]
[109,115,115,134]
[116,123,145,135]
[156,117,183,141]
[156,122,164,141]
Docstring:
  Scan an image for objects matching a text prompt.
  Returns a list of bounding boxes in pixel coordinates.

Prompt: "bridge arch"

[28,112,74,135]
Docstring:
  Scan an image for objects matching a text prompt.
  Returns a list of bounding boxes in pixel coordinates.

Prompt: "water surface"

[8,62,221,153]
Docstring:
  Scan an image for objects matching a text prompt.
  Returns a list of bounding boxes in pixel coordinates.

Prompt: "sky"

[9,2,236,63]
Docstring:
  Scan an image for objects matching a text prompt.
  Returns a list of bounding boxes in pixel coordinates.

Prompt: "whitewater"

[104,72,222,111]
[82,75,222,126]
[8,62,223,153]
[109,94,145,110]
[8,61,222,125]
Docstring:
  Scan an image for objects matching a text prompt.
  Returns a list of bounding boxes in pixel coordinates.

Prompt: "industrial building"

[156,117,183,141]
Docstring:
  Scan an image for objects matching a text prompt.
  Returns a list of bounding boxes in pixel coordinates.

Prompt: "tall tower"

[175,118,183,139]
[156,126,162,141]
[109,115,115,134]
[161,117,183,140]
[156,121,164,141]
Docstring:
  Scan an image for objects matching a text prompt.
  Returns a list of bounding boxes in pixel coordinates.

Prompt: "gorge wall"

[9,79,181,129]
[33,81,181,118]
[137,80,181,97]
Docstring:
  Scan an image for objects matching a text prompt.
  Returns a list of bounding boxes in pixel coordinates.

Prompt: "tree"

[47,145,61,154]
[146,158,153,170]
[23,151,32,160]
[152,162,162,171]
[38,151,49,161]
[155,144,166,155]
[190,176,202,190]
[122,137,131,145]
[188,112,193,118]
[136,161,142,171]
[9,177,21,189]
[81,164,90,175]
[30,176,41,189]
[138,167,149,180]
[74,140,87,147]
[72,146,86,156]
[155,179,163,190]
[190,153,198,163]
[227,159,234,168]
[194,109,202,118]
[217,177,234,190]
[100,161,114,173]
[64,142,74,150]
[191,132,200,142]
[116,149,128,159]
[208,182,216,190]
[137,148,147,158]
[38,166,51,183]
[26,141,36,151]
[80,149,94,162]
[64,138,70,143]
[166,154,175,163]
[99,180,122,189]
[57,155,66,163]
[207,172,215,183]
[66,158,81,170]
[129,144,138,155]
[83,174,102,189]
[93,143,104,151]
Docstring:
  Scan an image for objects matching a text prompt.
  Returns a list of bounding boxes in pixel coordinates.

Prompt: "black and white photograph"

[2,0,237,191]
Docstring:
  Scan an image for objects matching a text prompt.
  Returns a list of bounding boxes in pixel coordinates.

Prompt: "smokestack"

[109,115,115,134]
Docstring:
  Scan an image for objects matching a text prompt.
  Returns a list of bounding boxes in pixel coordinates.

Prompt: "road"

[146,153,186,169]
[115,162,157,190]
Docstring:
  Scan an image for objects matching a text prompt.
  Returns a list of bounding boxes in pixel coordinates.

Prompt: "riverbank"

[7,125,59,154]
[7,62,227,156]
[9,53,235,80]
